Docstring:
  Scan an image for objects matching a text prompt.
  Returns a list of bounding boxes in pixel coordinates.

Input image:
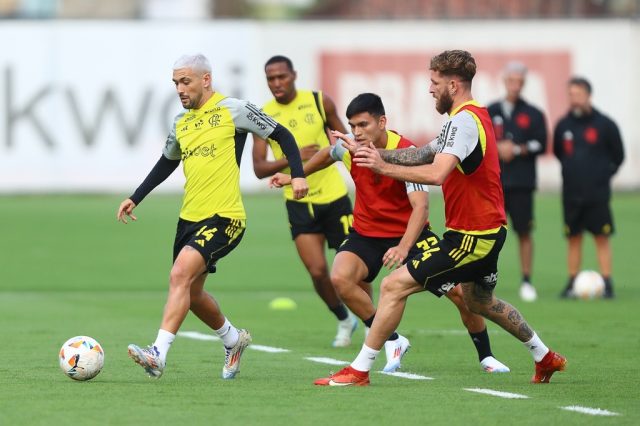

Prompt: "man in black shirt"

[488,62,547,302]
[553,77,625,298]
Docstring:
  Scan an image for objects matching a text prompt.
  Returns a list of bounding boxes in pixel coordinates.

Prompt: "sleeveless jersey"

[333,130,428,238]
[438,101,506,232]
[262,90,347,203]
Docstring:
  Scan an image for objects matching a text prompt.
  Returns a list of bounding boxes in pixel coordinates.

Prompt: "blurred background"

[1,0,638,194]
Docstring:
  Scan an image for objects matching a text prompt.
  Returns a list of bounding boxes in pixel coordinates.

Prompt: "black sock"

[566,275,576,289]
[469,328,493,361]
[330,304,349,321]
[522,274,531,284]
[603,276,613,290]
[363,314,375,328]
[363,314,398,340]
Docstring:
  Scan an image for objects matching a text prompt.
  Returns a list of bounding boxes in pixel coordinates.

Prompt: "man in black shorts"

[253,56,357,347]
[488,62,547,302]
[117,54,308,380]
[274,93,509,374]
[554,77,625,298]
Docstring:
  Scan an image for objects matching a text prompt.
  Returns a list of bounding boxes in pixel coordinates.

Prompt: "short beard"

[436,91,454,115]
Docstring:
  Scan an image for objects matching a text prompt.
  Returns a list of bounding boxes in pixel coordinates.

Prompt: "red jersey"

[440,101,507,231]
[338,130,428,238]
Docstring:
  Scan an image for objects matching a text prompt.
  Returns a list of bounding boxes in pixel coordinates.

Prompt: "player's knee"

[169,264,195,290]
[380,276,401,299]
[307,265,329,283]
[330,272,352,296]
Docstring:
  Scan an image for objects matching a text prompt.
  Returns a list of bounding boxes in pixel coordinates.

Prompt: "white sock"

[523,332,549,362]
[215,318,239,348]
[153,329,175,363]
[350,344,379,372]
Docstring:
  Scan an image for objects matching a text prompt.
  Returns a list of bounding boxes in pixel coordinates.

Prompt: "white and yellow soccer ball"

[573,270,605,300]
[59,336,105,381]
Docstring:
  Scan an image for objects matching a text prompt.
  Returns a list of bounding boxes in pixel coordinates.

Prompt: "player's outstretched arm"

[268,124,308,199]
[355,144,458,186]
[116,154,180,223]
[380,140,438,166]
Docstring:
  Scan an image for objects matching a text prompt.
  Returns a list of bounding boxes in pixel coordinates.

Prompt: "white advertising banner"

[0,20,637,193]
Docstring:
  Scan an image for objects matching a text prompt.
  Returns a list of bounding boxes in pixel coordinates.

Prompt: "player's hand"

[354,142,386,173]
[117,198,137,224]
[330,130,358,154]
[290,177,309,200]
[383,246,408,270]
[269,172,292,188]
[497,140,515,162]
[300,144,320,161]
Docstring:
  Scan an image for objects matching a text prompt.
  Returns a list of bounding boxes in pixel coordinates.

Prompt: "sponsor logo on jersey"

[181,144,217,160]
[246,112,267,130]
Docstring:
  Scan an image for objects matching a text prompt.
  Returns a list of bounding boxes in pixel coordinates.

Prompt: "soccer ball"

[59,336,105,381]
[573,270,605,300]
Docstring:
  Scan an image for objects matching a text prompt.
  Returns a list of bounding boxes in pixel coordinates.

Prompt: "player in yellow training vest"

[253,55,358,347]
[117,53,308,380]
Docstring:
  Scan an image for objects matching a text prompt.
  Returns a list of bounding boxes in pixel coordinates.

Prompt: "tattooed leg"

[460,282,534,342]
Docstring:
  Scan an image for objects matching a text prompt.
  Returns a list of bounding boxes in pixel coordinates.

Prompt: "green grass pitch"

[1,192,638,425]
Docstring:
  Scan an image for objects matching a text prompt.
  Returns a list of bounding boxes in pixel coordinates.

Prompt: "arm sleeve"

[526,109,548,156]
[129,155,181,205]
[268,124,304,178]
[607,119,625,174]
[552,124,563,160]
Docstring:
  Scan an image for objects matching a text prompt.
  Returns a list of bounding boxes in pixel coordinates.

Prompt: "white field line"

[380,371,434,380]
[414,329,503,336]
[464,388,529,399]
[560,406,620,416]
[304,357,349,366]
[178,331,290,353]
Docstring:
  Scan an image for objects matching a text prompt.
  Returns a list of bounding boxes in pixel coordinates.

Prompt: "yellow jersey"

[164,92,279,222]
[262,90,347,204]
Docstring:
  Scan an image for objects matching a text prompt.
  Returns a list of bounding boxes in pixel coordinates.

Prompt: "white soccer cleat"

[332,313,358,347]
[127,344,165,378]
[222,329,251,379]
[480,356,511,373]
[519,282,538,302]
[382,335,411,373]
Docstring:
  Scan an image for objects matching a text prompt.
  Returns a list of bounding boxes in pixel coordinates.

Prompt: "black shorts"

[504,188,534,235]
[285,195,353,249]
[562,198,614,237]
[407,227,507,298]
[173,215,245,274]
[337,227,436,283]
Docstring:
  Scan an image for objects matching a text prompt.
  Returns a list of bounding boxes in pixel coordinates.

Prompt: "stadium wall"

[0,20,637,193]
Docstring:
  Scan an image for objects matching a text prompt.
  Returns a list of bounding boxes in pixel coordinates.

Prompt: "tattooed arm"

[379,139,438,166]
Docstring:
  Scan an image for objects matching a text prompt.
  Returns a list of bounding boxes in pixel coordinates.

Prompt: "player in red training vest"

[315,50,566,387]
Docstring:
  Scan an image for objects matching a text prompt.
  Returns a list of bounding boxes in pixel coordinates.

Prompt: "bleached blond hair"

[173,54,211,74]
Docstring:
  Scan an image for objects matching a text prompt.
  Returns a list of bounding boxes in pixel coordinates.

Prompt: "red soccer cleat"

[314,366,370,386]
[531,350,567,383]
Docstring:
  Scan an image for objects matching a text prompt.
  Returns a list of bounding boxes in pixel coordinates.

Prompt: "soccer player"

[252,55,357,347]
[314,50,566,386]
[272,93,509,374]
[554,77,625,298]
[116,54,308,379]
[488,62,548,302]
